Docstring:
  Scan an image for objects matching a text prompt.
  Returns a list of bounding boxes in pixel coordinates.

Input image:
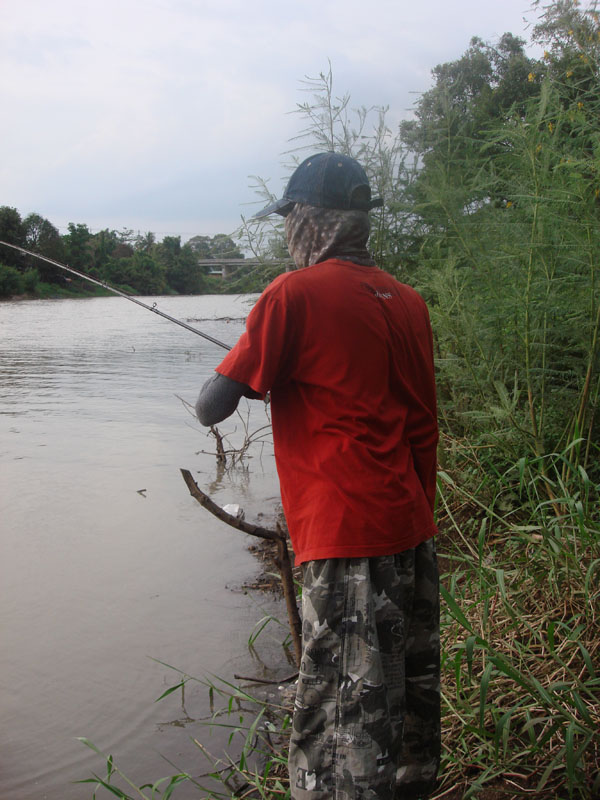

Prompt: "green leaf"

[479,662,494,732]
[546,620,555,654]
[440,584,474,633]
[578,642,596,679]
[465,635,477,681]
[87,774,132,799]
[77,737,103,756]
[437,470,456,487]
[565,722,576,793]
[155,680,187,702]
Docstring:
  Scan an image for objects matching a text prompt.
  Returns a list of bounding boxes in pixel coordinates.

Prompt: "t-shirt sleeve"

[215,280,296,398]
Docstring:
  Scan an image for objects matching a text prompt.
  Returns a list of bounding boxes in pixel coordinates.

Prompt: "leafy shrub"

[0,263,24,297]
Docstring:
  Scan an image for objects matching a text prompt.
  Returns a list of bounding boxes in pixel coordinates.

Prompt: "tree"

[398,33,541,247]
[64,223,94,271]
[0,264,24,297]
[171,243,205,293]
[102,249,166,294]
[23,213,63,256]
[23,213,65,283]
[156,236,205,294]
[186,235,212,259]
[91,229,120,273]
[209,234,244,260]
[134,231,156,253]
[187,233,245,266]
[400,34,539,157]
[127,250,165,294]
[0,206,26,269]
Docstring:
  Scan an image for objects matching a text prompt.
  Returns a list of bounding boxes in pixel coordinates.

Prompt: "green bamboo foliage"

[420,70,600,489]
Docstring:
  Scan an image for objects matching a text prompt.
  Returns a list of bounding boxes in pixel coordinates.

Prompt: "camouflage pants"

[288,539,440,800]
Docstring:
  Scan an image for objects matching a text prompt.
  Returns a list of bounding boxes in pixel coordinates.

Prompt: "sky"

[2,0,542,242]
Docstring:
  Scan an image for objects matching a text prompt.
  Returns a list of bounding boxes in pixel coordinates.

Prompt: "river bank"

[0,281,116,301]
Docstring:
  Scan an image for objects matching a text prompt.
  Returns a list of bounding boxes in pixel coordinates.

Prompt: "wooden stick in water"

[180,469,302,667]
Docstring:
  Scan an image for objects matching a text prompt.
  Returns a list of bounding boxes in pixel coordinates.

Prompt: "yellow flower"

[536,144,543,153]
[568,29,574,35]
[578,101,584,109]
[506,201,513,208]
[566,70,574,77]
[548,122,554,133]
[528,72,535,82]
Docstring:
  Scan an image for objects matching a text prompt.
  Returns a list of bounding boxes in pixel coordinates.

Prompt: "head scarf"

[284,203,376,270]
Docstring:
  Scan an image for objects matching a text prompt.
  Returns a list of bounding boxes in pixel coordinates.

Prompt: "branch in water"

[180,469,282,541]
[180,468,302,667]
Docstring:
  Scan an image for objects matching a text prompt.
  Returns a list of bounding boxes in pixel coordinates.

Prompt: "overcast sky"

[2,0,541,241]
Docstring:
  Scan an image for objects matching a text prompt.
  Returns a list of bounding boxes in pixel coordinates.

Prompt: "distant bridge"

[196,258,293,278]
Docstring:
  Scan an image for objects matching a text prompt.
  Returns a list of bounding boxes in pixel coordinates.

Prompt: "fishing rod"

[0,241,232,351]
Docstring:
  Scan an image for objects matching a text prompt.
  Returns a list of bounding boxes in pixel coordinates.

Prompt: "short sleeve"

[215,278,296,397]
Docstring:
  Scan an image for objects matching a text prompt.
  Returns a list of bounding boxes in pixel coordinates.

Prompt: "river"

[0,294,285,800]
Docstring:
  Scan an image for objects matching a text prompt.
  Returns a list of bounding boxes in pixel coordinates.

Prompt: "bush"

[22,269,40,294]
[0,263,24,297]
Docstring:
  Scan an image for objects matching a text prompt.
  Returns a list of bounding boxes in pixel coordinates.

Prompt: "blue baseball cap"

[253,152,383,218]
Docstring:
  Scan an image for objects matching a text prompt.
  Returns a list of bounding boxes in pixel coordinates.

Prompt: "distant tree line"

[0,209,248,297]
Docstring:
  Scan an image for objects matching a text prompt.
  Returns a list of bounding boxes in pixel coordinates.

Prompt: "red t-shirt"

[216,258,438,565]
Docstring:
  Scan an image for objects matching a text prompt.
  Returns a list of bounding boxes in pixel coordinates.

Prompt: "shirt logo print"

[360,281,393,300]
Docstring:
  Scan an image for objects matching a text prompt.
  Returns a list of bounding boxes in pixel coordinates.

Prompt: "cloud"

[1,0,539,236]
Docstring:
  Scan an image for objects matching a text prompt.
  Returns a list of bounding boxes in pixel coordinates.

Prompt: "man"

[196,152,440,800]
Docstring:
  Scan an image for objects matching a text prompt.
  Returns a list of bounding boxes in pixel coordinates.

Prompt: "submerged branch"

[180,468,302,666]
[180,469,282,541]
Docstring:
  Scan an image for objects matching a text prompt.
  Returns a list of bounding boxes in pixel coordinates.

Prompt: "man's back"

[216,257,438,564]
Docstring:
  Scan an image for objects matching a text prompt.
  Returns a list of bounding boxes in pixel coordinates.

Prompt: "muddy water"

[0,295,283,799]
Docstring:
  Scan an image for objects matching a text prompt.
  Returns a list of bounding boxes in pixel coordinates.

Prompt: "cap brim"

[252,198,295,219]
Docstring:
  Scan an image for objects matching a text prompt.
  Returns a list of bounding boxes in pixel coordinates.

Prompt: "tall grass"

[436,438,599,798]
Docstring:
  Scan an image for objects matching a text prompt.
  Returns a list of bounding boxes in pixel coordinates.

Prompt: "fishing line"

[0,241,232,351]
